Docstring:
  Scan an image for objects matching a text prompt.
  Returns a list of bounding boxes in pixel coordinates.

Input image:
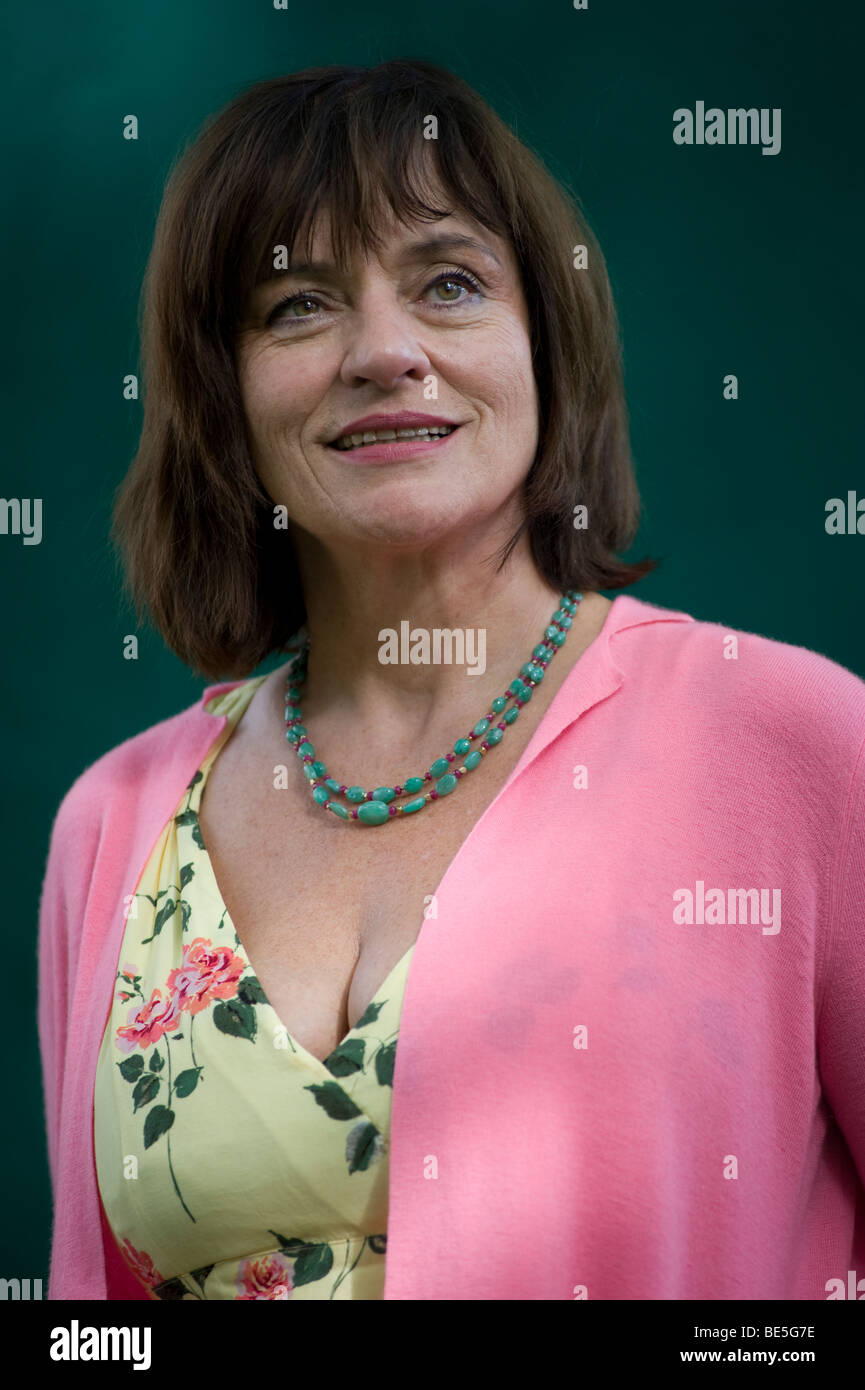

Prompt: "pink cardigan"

[37,595,865,1299]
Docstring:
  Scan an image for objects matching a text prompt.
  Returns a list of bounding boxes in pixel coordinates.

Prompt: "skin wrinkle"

[233,181,585,762]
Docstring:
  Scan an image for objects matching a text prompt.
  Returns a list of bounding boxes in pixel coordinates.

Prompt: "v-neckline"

[190,594,623,1069]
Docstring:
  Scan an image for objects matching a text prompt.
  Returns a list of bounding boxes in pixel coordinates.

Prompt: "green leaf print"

[237,975,268,1005]
[374,1039,396,1087]
[292,1244,335,1286]
[267,1233,334,1288]
[303,1081,362,1120]
[175,808,205,849]
[179,862,194,888]
[213,999,257,1042]
[189,1264,214,1293]
[117,1055,144,1083]
[140,895,177,944]
[143,1104,175,1149]
[353,998,385,1029]
[186,769,204,790]
[325,1037,365,1077]
[149,1050,165,1072]
[173,1067,202,1098]
[132,1073,160,1112]
[154,1277,188,1301]
[346,1119,383,1174]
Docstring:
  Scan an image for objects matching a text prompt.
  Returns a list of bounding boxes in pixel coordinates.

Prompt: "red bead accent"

[394,785,402,794]
[446,752,455,761]
[481,741,489,751]
[365,791,373,800]
[323,800,331,809]
[388,805,397,815]
[497,722,506,731]
[339,785,348,794]
[455,769,464,777]
[302,755,313,763]
[351,809,359,819]
[430,790,439,799]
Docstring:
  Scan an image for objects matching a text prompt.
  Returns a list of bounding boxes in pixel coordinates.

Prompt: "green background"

[2,0,862,1286]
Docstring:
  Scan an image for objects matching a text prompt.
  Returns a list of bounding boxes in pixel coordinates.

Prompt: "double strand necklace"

[284,590,582,826]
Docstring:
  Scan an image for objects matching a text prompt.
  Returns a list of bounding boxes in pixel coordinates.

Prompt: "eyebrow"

[257,233,503,287]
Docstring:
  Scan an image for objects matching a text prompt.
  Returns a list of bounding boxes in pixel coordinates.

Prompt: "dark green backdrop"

[2,0,862,1286]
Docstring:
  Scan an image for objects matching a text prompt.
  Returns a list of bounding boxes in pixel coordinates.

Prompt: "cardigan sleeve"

[36,774,100,1195]
[817,731,865,1184]
[37,788,79,1192]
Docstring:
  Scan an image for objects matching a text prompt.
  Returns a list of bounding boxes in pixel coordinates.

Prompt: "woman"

[38,60,865,1301]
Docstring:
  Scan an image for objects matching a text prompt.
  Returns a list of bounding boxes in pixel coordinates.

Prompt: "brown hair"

[111,59,658,679]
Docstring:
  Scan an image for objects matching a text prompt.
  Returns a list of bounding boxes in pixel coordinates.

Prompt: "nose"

[338,285,432,391]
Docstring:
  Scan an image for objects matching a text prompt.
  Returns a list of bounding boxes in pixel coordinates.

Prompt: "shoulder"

[614,594,865,781]
[46,679,251,855]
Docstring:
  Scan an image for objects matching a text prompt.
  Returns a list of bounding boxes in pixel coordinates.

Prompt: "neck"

[286,529,579,748]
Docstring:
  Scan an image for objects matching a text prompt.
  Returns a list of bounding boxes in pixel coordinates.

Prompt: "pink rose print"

[166,937,246,1017]
[236,1253,294,1300]
[120,1239,163,1290]
[116,989,184,1053]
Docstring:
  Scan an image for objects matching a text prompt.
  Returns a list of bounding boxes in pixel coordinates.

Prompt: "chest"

[197,719,531,1063]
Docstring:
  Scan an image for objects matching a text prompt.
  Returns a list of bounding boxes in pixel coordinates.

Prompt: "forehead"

[282,209,515,287]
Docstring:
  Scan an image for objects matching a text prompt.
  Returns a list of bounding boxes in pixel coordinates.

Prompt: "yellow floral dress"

[93,676,414,1300]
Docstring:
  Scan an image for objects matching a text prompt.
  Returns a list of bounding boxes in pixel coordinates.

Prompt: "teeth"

[334,425,455,450]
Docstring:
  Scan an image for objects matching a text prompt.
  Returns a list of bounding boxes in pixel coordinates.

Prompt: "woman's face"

[235,189,538,553]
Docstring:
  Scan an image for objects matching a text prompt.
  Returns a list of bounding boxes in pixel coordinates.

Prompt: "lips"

[327,412,460,449]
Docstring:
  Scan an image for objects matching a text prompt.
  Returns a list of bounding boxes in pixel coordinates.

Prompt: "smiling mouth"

[330,424,458,451]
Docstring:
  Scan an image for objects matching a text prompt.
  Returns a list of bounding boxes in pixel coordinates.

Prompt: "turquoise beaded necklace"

[284,590,582,825]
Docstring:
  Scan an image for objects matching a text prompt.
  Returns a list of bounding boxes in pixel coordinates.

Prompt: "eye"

[266,292,326,326]
[424,267,483,306]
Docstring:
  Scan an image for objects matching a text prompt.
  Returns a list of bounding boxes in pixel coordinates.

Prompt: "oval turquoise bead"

[312,760,327,777]
[473,717,490,737]
[486,728,504,746]
[304,764,318,781]
[324,778,341,793]
[550,630,566,647]
[346,786,367,803]
[404,776,424,793]
[402,796,427,814]
[313,786,330,805]
[453,738,471,756]
[326,802,349,819]
[504,707,519,725]
[435,772,458,796]
[371,786,396,803]
[286,727,306,744]
[491,696,507,713]
[430,756,450,778]
[516,683,532,702]
[464,750,482,770]
[358,801,390,825]
[298,741,315,757]
[284,704,302,719]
